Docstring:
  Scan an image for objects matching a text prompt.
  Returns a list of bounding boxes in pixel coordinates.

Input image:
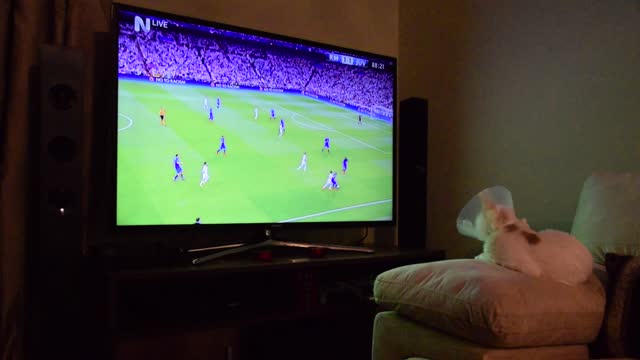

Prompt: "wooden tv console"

[105,248,444,360]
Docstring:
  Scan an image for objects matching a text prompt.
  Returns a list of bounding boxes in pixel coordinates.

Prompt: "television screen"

[113,5,396,227]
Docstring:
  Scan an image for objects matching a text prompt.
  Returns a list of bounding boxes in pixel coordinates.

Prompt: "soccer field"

[116,79,394,225]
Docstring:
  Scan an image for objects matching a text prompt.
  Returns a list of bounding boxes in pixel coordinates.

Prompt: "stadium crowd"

[118,24,393,111]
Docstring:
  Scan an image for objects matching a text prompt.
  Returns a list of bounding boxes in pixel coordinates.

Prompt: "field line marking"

[279,199,392,223]
[333,111,392,133]
[271,103,391,154]
[295,94,392,133]
[118,113,134,132]
[290,114,334,132]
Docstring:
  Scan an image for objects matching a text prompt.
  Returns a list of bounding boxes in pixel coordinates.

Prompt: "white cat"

[472,191,593,286]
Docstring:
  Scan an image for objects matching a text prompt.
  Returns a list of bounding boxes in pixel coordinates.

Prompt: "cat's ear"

[478,192,500,232]
[479,191,496,212]
[494,206,516,227]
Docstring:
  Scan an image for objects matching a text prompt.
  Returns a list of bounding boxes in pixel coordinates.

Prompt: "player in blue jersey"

[342,157,348,175]
[279,118,285,137]
[216,136,227,156]
[216,97,221,109]
[208,107,214,122]
[322,137,330,153]
[271,108,275,120]
[322,171,334,190]
[358,114,362,125]
[331,171,340,190]
[173,154,185,181]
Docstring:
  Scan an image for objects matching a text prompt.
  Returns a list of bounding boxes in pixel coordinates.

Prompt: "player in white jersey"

[254,107,258,120]
[297,152,307,171]
[199,161,209,187]
[322,171,334,190]
[203,97,209,110]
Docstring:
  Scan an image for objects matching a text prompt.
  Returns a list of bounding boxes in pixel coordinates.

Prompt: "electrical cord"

[357,227,369,245]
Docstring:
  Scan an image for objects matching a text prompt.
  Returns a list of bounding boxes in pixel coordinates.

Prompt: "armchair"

[372,172,640,360]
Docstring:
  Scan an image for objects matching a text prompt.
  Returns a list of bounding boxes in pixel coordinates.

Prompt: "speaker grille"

[48,83,78,110]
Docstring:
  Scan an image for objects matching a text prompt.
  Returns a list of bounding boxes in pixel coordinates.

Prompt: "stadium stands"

[118,24,393,112]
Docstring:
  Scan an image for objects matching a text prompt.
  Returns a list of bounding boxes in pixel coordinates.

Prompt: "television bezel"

[108,3,398,239]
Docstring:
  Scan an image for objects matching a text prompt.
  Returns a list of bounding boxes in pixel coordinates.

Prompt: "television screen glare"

[114,5,397,226]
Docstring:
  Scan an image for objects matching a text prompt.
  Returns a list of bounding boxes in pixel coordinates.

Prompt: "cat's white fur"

[473,193,593,285]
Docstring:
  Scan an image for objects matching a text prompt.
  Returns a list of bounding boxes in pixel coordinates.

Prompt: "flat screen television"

[110,4,397,261]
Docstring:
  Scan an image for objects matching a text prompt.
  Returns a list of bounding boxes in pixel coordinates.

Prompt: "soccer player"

[173,154,184,181]
[271,108,275,120]
[342,156,348,175]
[199,161,209,187]
[160,107,166,126]
[279,118,285,137]
[331,171,340,190]
[254,107,259,120]
[322,171,334,190]
[322,137,330,153]
[216,96,221,109]
[297,152,307,171]
[209,107,214,122]
[203,97,209,110]
[358,114,362,125]
[216,135,227,156]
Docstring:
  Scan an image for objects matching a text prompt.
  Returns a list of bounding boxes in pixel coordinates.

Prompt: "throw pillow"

[571,172,640,264]
[374,259,605,348]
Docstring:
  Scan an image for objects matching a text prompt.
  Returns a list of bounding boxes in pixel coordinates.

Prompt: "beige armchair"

[372,172,640,360]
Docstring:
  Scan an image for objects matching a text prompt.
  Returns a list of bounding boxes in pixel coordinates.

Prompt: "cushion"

[373,259,605,348]
[592,253,640,358]
[571,172,640,264]
[373,311,589,360]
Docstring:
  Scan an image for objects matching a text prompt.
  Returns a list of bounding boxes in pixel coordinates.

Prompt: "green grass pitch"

[116,79,393,225]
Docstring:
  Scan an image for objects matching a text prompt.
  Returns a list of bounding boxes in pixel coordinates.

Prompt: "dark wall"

[400,0,640,258]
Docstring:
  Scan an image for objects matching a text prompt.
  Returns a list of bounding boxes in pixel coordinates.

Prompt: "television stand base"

[191,239,374,265]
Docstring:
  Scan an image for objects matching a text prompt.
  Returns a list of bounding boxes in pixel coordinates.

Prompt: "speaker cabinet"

[397,97,428,249]
[88,32,117,248]
[27,45,89,360]
[35,44,85,257]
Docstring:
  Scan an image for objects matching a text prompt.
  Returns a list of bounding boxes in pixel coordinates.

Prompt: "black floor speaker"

[27,44,89,360]
[34,44,86,258]
[397,97,428,249]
